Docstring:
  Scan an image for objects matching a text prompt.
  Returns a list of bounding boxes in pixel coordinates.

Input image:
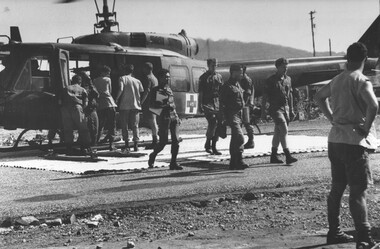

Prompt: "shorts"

[328,142,372,188]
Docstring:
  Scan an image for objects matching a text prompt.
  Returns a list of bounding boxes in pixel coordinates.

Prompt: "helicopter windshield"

[13,57,51,92]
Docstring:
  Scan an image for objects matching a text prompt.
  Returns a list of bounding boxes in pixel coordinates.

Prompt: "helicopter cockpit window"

[192,67,206,93]
[14,60,32,91]
[150,36,165,46]
[14,58,52,92]
[31,58,51,92]
[168,38,182,51]
[169,65,190,92]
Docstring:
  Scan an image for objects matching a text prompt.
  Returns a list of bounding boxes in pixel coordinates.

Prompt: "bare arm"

[141,89,149,105]
[140,78,149,105]
[314,83,333,123]
[115,77,123,104]
[359,81,379,135]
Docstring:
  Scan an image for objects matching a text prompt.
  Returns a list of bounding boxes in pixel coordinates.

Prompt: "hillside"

[194,38,344,61]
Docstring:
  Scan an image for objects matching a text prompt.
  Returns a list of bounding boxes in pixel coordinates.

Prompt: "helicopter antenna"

[94,0,100,14]
[112,0,116,14]
[94,0,119,33]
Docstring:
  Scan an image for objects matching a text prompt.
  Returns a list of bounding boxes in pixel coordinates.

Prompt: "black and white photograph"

[1,0,380,248]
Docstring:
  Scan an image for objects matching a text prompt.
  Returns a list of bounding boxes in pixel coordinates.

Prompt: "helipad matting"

[0,134,334,174]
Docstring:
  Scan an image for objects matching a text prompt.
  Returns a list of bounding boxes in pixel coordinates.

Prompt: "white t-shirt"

[118,75,144,110]
[328,69,377,149]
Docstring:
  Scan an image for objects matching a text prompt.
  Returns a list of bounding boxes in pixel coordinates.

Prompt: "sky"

[0,0,379,53]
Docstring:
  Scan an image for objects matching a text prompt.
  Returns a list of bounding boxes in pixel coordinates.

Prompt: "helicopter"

[0,0,380,149]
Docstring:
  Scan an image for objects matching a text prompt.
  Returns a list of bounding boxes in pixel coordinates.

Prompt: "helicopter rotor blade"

[57,0,81,3]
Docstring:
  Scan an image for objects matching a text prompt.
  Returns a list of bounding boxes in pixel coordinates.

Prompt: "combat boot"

[108,137,117,151]
[169,144,182,170]
[211,137,222,155]
[270,147,284,163]
[145,136,157,150]
[326,229,354,245]
[148,152,156,168]
[236,153,249,170]
[356,229,376,249]
[244,135,255,149]
[205,138,212,154]
[133,141,139,152]
[284,148,298,164]
[122,141,130,154]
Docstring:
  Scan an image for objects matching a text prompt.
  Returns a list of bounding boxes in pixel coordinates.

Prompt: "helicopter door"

[52,49,70,103]
[58,49,70,88]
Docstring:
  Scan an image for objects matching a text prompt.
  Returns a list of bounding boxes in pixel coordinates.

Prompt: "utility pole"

[329,39,332,56]
[309,10,316,57]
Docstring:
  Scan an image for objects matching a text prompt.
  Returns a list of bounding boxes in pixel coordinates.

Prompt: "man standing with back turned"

[116,64,144,152]
[198,58,224,155]
[315,42,378,247]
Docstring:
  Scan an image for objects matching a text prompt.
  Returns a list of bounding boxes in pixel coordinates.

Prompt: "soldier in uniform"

[198,58,224,155]
[220,64,248,170]
[261,58,298,165]
[61,75,94,157]
[240,65,255,149]
[148,69,183,170]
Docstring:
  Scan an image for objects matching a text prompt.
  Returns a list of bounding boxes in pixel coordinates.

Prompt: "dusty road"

[2,118,380,248]
[1,151,380,248]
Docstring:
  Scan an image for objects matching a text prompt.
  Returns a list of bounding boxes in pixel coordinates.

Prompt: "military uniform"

[61,84,91,153]
[262,57,297,164]
[148,85,181,169]
[264,73,293,125]
[240,73,255,149]
[220,78,246,169]
[198,70,224,154]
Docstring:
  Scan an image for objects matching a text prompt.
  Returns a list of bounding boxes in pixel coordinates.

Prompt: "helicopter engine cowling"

[72,31,199,58]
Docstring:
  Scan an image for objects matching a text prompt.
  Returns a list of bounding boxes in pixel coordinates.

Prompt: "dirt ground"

[3,176,380,249]
[2,118,380,249]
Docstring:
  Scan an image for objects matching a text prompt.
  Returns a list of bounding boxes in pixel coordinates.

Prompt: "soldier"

[220,64,248,170]
[93,65,117,151]
[140,62,159,150]
[60,75,94,157]
[261,58,298,165]
[148,69,182,170]
[198,58,223,155]
[240,65,255,149]
[79,71,99,147]
[115,64,144,152]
